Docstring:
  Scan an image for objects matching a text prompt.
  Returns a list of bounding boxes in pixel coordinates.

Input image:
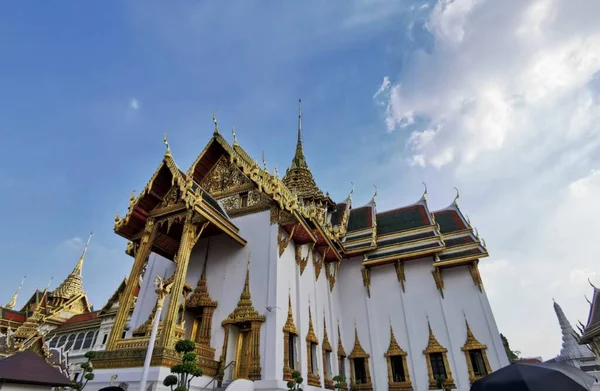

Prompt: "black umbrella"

[471,362,596,391]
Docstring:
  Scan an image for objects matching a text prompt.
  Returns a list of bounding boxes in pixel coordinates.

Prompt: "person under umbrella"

[471,362,596,391]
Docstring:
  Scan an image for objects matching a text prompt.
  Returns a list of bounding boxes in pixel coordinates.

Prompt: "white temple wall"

[182,210,274,377]
[277,234,300,380]
[130,254,174,334]
[335,257,371,384]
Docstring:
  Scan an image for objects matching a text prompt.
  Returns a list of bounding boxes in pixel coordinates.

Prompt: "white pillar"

[140,275,173,391]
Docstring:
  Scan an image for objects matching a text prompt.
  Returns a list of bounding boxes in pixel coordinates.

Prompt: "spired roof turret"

[52,232,92,300]
[283,100,333,207]
[552,300,595,361]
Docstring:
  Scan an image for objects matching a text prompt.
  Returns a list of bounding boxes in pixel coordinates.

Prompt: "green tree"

[165,339,203,391]
[71,351,97,391]
[162,375,178,391]
[286,370,303,391]
[500,333,520,363]
[333,375,346,390]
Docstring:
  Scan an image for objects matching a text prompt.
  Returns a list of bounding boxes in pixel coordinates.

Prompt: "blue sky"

[2,1,600,360]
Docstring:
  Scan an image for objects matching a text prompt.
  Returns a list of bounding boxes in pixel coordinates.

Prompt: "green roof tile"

[376,205,430,236]
[433,210,467,234]
[347,206,373,232]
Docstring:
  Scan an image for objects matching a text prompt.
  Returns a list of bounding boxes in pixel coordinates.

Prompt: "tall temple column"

[107,219,158,350]
[159,214,206,349]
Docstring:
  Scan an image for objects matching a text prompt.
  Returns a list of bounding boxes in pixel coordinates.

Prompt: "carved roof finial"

[5,276,26,310]
[232,126,238,146]
[589,278,598,290]
[274,161,279,178]
[262,151,268,171]
[453,187,460,205]
[213,112,219,134]
[370,184,378,205]
[163,131,171,155]
[422,182,428,201]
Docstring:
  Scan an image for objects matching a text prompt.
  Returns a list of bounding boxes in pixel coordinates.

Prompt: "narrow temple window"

[469,350,488,377]
[353,357,367,384]
[390,355,406,382]
[339,356,346,380]
[325,351,333,379]
[240,192,249,208]
[74,333,85,350]
[430,352,447,379]
[289,334,297,370]
[310,342,318,373]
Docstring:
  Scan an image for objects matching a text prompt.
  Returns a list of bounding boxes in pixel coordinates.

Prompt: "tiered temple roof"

[117,102,490,273]
[579,282,600,346]
[0,234,104,359]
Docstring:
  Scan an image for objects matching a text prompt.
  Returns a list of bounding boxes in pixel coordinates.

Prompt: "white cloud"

[373,76,391,99]
[130,98,140,111]
[377,0,600,359]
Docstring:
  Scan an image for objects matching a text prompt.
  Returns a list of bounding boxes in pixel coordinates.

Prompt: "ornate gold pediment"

[201,155,253,198]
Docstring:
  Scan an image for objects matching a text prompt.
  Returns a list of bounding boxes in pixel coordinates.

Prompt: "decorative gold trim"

[278,225,296,256]
[107,218,158,350]
[159,218,208,349]
[468,262,483,292]
[362,245,442,266]
[337,323,348,389]
[431,268,444,299]
[461,319,491,384]
[423,322,455,390]
[295,243,311,275]
[362,268,371,298]
[395,261,406,292]
[283,293,299,381]
[220,256,264,380]
[385,325,412,391]
[325,261,339,292]
[313,248,324,280]
[186,242,218,348]
[349,324,373,391]
[322,314,334,389]
[338,323,347,357]
[306,304,321,387]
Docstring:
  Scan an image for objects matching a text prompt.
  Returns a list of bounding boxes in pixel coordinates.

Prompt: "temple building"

[547,300,600,387]
[89,102,509,391]
[578,281,600,363]
[0,234,138,381]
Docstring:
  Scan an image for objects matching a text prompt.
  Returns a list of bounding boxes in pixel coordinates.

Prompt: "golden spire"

[52,232,92,300]
[283,290,298,334]
[291,99,307,169]
[222,252,265,325]
[283,100,327,201]
[350,321,368,357]
[213,112,219,134]
[322,311,332,350]
[306,300,318,343]
[337,320,346,356]
[5,276,26,310]
[13,288,48,341]
[186,239,217,309]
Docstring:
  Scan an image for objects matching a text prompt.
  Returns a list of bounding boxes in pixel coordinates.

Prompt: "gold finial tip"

[163,131,171,153]
[213,112,219,134]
